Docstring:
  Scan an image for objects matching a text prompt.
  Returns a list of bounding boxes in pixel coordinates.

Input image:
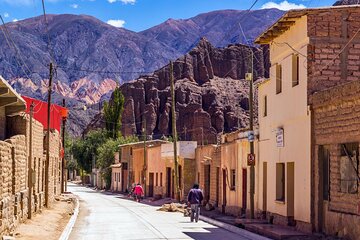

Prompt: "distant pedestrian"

[187,183,203,222]
[134,183,143,202]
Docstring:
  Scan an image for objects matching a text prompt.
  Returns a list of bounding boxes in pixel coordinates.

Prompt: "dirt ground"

[13,194,76,240]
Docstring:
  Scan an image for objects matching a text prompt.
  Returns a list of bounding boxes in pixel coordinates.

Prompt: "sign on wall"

[247,153,255,166]
[276,128,284,147]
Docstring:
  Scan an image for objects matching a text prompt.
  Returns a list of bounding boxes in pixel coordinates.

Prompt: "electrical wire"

[0,15,33,80]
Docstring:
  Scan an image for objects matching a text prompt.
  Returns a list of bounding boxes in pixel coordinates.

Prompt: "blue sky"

[1,0,336,32]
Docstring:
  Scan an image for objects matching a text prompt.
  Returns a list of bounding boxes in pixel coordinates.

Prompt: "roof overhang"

[255,5,360,44]
[119,140,169,149]
[0,76,26,115]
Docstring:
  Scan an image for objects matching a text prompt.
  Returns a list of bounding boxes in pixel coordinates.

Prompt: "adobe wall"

[0,135,28,236]
[311,80,360,240]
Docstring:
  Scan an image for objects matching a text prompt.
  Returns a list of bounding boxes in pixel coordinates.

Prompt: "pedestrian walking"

[134,183,143,202]
[187,183,203,222]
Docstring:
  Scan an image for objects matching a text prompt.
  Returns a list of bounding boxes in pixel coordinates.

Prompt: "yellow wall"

[147,146,166,196]
[258,16,311,223]
[133,148,144,184]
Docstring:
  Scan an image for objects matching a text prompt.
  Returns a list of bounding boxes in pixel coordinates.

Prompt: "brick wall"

[307,8,360,97]
[311,80,360,239]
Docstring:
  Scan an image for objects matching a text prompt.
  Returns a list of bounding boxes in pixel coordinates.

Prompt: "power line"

[41,0,57,66]
[0,15,34,80]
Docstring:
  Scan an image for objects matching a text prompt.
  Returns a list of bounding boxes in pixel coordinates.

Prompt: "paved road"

[68,183,263,240]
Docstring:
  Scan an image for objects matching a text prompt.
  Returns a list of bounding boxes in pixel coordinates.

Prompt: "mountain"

[86,38,265,143]
[140,9,284,52]
[0,9,284,136]
[333,0,360,5]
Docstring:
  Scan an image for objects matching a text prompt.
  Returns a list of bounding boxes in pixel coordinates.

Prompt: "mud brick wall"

[44,130,61,204]
[183,158,196,199]
[307,8,360,97]
[7,115,45,213]
[0,141,12,235]
[5,136,28,226]
[311,80,360,239]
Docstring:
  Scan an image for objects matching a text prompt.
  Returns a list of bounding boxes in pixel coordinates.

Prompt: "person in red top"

[134,183,143,202]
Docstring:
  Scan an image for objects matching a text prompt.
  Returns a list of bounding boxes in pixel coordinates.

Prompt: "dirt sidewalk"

[12,194,76,240]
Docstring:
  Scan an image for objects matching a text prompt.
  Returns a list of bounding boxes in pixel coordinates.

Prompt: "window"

[276,163,285,201]
[340,143,359,194]
[276,64,282,94]
[156,173,158,186]
[292,54,299,87]
[160,172,163,187]
[263,95,268,117]
[230,169,236,190]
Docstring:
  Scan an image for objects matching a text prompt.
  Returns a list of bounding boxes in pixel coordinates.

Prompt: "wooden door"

[242,169,247,211]
[166,167,171,198]
[222,169,227,214]
[149,172,154,197]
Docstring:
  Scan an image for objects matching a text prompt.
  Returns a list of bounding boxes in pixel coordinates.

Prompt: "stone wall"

[311,80,360,239]
[307,8,360,97]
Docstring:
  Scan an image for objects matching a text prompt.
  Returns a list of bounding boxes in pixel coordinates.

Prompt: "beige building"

[255,5,360,233]
[196,130,259,217]
[256,12,311,232]
[115,140,197,199]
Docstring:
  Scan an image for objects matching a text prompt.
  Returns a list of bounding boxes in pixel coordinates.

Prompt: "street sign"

[276,128,284,147]
[247,153,255,166]
[247,130,255,142]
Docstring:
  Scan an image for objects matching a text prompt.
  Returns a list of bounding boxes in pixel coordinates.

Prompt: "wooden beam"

[5,105,26,115]
[0,97,18,107]
[0,87,9,96]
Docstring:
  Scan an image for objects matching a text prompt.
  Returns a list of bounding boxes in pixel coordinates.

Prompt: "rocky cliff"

[114,38,263,143]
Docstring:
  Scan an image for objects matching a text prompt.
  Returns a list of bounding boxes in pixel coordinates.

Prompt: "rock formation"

[116,38,263,143]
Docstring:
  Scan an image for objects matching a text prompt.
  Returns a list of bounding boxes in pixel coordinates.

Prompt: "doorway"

[287,162,295,217]
[149,172,154,197]
[263,162,267,212]
[166,167,171,198]
[318,145,330,232]
[242,169,247,212]
[216,167,220,206]
[222,169,227,214]
[204,165,211,202]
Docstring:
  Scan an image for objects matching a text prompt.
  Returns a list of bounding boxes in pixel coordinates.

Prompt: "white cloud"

[261,1,306,11]
[4,12,9,18]
[12,18,18,22]
[70,3,79,9]
[107,0,136,4]
[120,0,136,4]
[107,19,126,28]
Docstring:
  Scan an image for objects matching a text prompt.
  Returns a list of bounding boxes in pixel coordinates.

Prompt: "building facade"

[256,4,360,234]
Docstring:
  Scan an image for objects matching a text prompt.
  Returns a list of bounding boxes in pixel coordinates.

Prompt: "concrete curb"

[58,197,80,240]
[199,215,271,240]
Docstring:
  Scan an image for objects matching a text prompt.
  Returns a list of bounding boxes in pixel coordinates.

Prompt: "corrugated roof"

[255,5,360,44]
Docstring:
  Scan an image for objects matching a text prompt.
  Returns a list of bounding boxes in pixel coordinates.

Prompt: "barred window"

[340,143,359,194]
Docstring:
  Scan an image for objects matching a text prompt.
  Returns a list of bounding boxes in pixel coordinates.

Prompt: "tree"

[97,135,138,189]
[103,87,125,139]
[72,130,108,173]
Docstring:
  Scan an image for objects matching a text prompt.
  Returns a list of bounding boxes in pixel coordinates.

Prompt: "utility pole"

[184,126,187,141]
[27,102,34,219]
[61,98,66,193]
[142,117,147,197]
[248,49,255,219]
[45,62,53,208]
[170,61,180,201]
